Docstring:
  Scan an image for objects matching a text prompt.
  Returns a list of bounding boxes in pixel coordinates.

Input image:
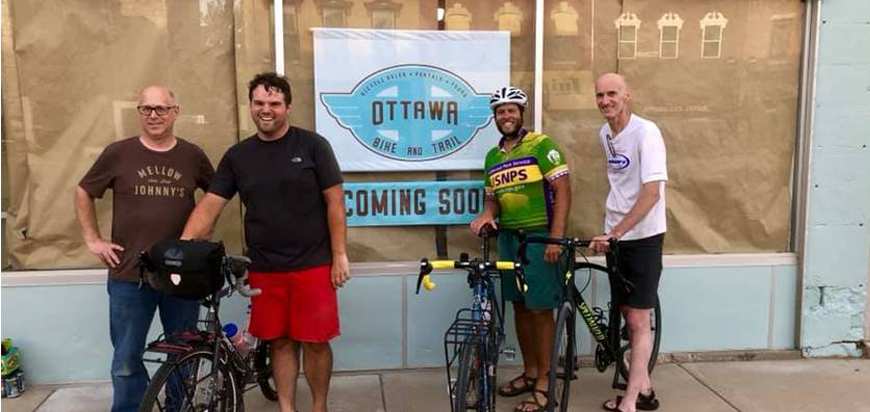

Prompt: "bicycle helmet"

[489,86,528,110]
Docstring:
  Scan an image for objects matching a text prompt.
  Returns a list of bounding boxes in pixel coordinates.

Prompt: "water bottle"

[222,323,254,357]
[241,304,259,352]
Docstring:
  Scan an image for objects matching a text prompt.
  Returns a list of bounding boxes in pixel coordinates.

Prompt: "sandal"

[498,374,536,397]
[637,390,660,411]
[514,389,552,412]
[602,390,660,411]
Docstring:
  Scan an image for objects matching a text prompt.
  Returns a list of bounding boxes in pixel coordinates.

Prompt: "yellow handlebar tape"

[430,261,456,270]
[422,275,436,291]
[495,261,515,270]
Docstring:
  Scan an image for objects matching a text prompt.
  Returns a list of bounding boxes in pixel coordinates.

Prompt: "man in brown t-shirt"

[74,86,214,412]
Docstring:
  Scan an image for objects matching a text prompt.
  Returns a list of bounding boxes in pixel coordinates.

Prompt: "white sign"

[314,29,510,171]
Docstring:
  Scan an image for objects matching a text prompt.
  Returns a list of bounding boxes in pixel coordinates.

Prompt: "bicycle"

[517,235,662,412]
[137,252,278,412]
[415,226,525,412]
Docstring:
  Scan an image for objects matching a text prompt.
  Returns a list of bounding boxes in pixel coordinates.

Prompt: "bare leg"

[513,301,538,379]
[302,342,333,412]
[605,307,652,412]
[619,307,652,412]
[530,308,555,390]
[517,308,555,411]
[499,302,539,395]
[271,338,301,412]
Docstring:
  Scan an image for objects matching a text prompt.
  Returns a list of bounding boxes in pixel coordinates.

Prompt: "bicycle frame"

[442,265,503,411]
[417,230,523,412]
[140,256,272,410]
[518,235,631,387]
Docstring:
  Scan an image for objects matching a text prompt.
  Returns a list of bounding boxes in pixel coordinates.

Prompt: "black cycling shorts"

[606,233,664,309]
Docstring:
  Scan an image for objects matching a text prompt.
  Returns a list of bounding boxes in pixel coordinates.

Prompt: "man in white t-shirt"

[590,73,667,412]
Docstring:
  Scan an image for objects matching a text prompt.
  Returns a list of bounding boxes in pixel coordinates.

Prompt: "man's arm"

[590,181,662,253]
[469,196,500,235]
[323,184,349,288]
[74,186,124,267]
[180,193,229,240]
[544,175,571,262]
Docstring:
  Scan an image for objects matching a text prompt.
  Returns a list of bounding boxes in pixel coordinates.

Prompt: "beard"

[496,117,524,137]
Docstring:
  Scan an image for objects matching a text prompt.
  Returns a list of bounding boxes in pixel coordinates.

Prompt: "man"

[470,86,571,412]
[590,73,667,412]
[181,72,349,412]
[75,86,214,412]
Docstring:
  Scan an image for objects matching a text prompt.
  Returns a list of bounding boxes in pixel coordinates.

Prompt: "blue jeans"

[108,280,199,412]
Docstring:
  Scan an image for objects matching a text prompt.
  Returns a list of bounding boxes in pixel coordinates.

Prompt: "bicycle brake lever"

[517,231,531,265]
[514,267,528,294]
[416,258,432,294]
[607,237,618,251]
[232,269,262,297]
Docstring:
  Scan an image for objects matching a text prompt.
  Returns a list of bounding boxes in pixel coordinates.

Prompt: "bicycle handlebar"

[477,222,498,238]
[415,257,525,295]
[516,234,616,265]
[223,255,261,298]
[517,234,634,293]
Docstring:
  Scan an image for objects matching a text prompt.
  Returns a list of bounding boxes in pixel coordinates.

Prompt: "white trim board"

[2,253,798,287]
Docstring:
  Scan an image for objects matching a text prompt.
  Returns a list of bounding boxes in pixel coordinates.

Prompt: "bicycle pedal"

[501,346,517,361]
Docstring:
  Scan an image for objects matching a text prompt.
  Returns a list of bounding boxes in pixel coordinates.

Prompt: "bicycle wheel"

[548,301,576,412]
[614,296,662,381]
[453,337,483,412]
[253,341,278,401]
[138,347,242,412]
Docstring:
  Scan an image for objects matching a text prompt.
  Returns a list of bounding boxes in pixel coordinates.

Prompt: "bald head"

[595,73,630,96]
[595,73,632,125]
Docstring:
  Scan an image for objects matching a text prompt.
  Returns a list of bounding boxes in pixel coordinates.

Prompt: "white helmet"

[489,86,528,110]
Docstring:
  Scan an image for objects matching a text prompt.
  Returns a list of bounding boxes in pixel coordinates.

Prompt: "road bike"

[415,226,525,412]
[517,235,661,412]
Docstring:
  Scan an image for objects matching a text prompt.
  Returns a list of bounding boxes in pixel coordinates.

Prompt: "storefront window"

[0,0,807,270]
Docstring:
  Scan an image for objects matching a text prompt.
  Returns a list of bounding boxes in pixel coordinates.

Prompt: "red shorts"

[248,264,340,343]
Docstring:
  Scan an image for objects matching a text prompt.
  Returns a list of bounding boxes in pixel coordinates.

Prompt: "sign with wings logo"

[314,29,509,171]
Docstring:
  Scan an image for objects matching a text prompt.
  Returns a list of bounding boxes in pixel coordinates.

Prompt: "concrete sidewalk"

[4,359,869,412]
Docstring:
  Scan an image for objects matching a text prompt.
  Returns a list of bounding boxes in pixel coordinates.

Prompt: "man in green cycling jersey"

[470,86,572,412]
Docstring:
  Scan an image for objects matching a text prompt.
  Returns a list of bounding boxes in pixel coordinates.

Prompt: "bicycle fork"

[201,305,225,409]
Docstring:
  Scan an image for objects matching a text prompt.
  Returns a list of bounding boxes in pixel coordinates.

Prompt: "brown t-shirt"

[79,137,214,282]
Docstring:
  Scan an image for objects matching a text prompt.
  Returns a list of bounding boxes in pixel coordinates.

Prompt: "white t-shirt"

[599,114,668,240]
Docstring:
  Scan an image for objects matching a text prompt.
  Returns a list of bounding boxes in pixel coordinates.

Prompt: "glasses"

[137,105,177,116]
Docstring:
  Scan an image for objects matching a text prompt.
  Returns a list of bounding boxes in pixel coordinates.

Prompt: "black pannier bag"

[140,239,226,300]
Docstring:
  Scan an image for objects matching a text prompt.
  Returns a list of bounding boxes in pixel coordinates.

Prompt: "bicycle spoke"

[139,349,238,412]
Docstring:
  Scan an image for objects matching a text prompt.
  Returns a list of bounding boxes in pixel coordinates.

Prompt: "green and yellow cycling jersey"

[484,131,569,230]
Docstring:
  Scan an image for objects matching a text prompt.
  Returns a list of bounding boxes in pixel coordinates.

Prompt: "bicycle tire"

[453,337,482,412]
[253,341,278,401]
[138,347,242,412]
[614,296,662,381]
[547,301,576,412]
